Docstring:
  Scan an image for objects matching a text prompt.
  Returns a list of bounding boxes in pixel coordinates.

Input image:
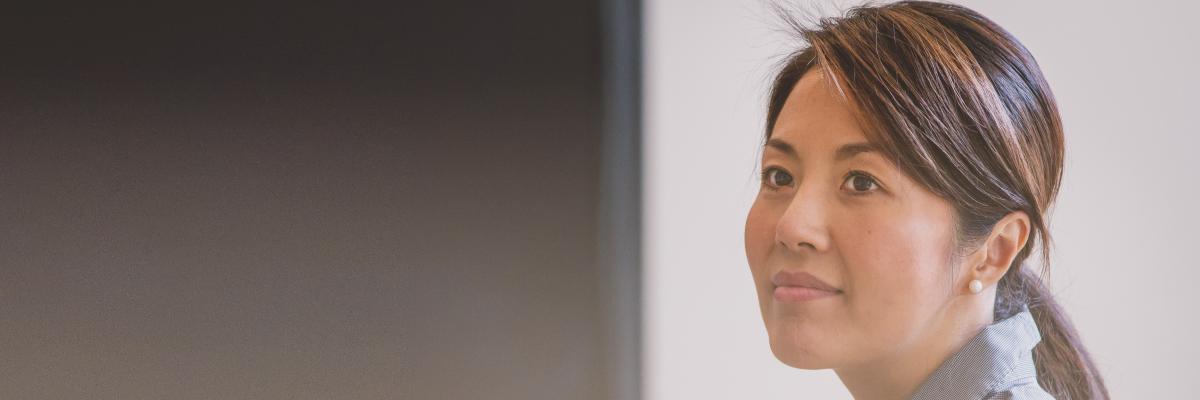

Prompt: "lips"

[771,269,841,293]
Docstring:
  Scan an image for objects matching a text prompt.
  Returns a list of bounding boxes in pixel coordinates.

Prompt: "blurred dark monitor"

[0,1,638,399]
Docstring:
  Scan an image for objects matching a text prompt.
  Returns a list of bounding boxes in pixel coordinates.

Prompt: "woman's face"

[744,69,962,370]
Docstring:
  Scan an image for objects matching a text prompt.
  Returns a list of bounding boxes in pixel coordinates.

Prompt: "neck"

[834,296,994,400]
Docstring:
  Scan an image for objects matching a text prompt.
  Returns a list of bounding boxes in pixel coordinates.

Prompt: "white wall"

[642,1,1200,399]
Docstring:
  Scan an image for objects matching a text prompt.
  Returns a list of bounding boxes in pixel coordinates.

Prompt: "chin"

[767,330,832,370]
[771,347,830,370]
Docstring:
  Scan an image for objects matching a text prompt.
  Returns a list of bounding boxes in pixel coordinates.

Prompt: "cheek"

[837,206,954,329]
[744,200,778,268]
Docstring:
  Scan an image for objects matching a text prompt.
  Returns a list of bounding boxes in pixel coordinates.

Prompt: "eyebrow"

[765,138,880,162]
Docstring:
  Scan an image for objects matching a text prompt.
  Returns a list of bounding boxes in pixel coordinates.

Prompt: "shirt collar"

[910,304,1042,399]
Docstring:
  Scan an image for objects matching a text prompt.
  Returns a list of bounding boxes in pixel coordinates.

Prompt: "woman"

[743,1,1108,399]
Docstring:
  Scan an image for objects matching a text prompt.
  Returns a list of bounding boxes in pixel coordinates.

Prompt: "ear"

[964,211,1031,293]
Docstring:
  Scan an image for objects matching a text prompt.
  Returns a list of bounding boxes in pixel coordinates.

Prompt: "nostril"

[781,240,815,249]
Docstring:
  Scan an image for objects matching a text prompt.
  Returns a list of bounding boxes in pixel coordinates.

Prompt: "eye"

[760,166,793,190]
[841,171,880,194]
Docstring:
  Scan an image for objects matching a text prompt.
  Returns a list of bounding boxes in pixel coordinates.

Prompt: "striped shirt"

[911,304,1056,399]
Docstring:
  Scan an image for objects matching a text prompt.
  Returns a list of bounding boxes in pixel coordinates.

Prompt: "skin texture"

[744,68,1031,400]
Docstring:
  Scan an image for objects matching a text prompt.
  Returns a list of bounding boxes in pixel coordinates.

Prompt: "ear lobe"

[975,211,1031,283]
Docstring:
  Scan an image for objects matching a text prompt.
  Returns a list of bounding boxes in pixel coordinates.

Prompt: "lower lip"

[773,286,840,302]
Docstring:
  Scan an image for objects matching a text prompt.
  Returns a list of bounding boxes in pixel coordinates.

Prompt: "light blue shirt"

[911,304,1056,399]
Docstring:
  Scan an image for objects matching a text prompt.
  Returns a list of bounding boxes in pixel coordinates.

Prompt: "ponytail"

[996,263,1109,399]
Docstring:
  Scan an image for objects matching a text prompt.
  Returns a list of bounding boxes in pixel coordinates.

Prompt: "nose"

[774,184,830,253]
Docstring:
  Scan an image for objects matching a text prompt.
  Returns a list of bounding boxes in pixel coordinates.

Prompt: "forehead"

[770,69,868,147]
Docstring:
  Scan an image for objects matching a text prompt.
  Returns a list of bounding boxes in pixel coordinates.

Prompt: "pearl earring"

[968,279,983,294]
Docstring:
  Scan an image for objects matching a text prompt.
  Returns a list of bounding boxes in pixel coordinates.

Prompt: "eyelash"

[759,166,881,195]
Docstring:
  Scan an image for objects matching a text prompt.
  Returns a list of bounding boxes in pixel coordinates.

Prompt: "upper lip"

[772,270,841,292]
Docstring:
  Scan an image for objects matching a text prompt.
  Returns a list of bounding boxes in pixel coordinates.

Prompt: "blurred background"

[2,1,636,399]
[1,1,1196,399]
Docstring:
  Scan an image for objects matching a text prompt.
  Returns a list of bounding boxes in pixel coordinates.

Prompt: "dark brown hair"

[762,1,1107,398]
